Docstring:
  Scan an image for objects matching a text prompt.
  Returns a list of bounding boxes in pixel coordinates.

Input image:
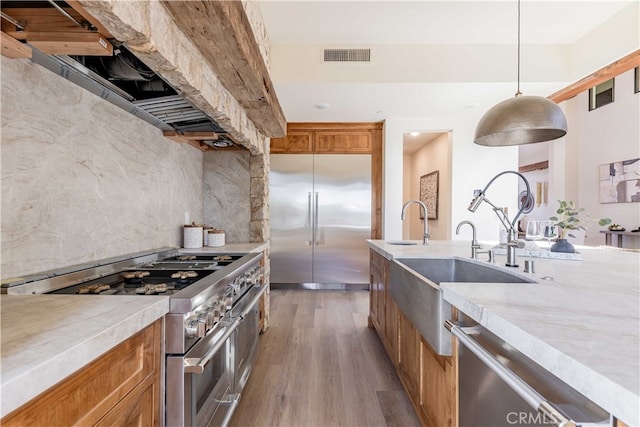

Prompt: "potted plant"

[549,200,611,253]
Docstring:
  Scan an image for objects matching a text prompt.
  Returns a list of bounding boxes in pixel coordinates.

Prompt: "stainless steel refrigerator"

[270,154,371,287]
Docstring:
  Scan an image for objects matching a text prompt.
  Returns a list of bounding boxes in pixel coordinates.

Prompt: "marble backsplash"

[1,57,204,279]
[203,151,251,243]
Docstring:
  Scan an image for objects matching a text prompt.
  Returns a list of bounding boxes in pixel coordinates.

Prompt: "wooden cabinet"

[369,249,397,363]
[2,319,162,427]
[419,336,457,427]
[270,130,313,153]
[369,249,385,331]
[269,122,380,154]
[398,310,420,399]
[384,283,398,363]
[315,131,371,153]
[369,250,457,427]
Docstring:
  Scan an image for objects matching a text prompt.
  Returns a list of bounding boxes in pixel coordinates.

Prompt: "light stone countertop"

[367,239,640,426]
[179,242,268,254]
[0,295,169,418]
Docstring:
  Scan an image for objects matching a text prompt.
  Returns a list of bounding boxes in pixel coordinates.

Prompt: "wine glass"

[525,221,543,244]
[542,221,557,249]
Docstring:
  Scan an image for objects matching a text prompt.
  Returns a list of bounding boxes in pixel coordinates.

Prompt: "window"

[588,78,615,110]
[635,67,639,94]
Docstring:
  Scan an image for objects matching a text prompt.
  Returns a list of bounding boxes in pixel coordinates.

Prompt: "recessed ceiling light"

[314,103,330,110]
[464,102,479,109]
[410,132,420,136]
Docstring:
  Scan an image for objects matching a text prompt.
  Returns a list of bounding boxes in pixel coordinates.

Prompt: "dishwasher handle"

[445,320,592,427]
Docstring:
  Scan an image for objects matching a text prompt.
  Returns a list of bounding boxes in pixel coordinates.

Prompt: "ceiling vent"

[323,48,370,62]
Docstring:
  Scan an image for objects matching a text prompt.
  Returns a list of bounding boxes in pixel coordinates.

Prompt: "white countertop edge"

[0,297,169,418]
[179,242,268,254]
[441,286,640,426]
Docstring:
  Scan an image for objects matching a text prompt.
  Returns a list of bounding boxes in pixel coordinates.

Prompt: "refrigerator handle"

[314,192,319,246]
[306,192,313,245]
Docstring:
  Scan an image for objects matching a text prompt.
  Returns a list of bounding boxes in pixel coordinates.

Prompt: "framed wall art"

[419,170,439,220]
[599,158,640,203]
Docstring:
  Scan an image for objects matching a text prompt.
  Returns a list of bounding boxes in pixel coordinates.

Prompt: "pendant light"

[474,0,567,147]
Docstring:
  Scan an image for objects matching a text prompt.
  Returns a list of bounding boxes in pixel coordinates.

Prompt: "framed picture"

[419,170,439,220]
[599,158,640,203]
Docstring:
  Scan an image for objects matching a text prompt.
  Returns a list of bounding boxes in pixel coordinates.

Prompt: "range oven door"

[166,320,240,427]
[231,284,267,394]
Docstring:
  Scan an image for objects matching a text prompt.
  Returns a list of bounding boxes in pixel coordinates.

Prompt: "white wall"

[560,68,640,246]
[1,57,204,278]
[384,114,520,242]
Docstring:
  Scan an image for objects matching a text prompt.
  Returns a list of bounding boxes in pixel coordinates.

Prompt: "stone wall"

[1,57,203,278]
[203,151,251,243]
[78,0,272,246]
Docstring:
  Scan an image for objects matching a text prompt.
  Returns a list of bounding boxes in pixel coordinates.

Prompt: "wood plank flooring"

[229,289,421,427]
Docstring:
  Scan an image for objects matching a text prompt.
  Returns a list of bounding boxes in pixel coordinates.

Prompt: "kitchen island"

[0,294,169,420]
[367,239,640,426]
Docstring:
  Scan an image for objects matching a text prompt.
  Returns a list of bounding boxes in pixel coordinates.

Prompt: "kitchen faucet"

[467,171,529,267]
[401,200,430,245]
[455,220,492,261]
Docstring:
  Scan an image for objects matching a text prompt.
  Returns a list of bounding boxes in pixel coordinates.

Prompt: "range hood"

[30,45,240,149]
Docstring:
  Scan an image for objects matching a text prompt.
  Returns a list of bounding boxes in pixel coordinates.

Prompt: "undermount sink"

[386,241,418,246]
[390,257,535,356]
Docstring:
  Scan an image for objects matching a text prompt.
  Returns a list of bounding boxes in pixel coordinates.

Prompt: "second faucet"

[401,200,430,245]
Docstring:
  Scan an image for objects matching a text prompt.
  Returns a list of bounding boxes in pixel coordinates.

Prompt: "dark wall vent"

[323,48,370,62]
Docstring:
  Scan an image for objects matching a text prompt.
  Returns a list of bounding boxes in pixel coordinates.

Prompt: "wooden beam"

[1,8,90,39]
[64,1,114,38]
[549,50,640,103]
[175,131,219,141]
[1,31,31,58]
[519,161,549,173]
[162,131,210,151]
[160,1,286,138]
[26,32,113,56]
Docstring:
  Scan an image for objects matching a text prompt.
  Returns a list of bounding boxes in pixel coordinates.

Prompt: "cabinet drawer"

[2,320,160,426]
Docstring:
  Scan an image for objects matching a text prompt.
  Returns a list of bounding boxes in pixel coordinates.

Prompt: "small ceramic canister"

[207,229,225,247]
[183,224,203,249]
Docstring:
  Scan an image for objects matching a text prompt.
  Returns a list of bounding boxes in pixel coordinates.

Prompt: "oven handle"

[184,318,241,374]
[220,393,241,427]
[238,284,268,319]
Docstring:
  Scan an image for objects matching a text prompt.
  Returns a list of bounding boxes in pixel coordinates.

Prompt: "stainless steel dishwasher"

[446,320,612,427]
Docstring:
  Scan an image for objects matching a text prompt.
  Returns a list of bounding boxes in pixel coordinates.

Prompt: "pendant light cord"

[516,0,522,97]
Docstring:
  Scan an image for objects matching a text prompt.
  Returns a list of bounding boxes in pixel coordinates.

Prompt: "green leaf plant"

[549,200,611,240]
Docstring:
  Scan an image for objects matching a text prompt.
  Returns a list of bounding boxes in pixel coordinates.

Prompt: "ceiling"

[259,1,631,45]
[257,1,637,123]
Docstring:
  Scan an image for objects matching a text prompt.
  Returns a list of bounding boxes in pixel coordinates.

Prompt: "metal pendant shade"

[474,0,568,147]
[474,95,567,146]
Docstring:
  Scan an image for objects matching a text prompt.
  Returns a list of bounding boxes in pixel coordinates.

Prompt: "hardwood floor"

[229,289,421,427]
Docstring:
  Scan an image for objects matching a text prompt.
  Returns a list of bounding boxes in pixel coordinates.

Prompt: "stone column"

[250,150,271,331]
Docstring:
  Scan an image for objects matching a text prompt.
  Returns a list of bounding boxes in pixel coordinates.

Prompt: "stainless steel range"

[1,247,266,427]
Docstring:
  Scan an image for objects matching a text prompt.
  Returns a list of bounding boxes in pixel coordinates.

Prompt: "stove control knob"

[204,311,216,329]
[213,307,222,320]
[224,297,233,310]
[186,319,206,339]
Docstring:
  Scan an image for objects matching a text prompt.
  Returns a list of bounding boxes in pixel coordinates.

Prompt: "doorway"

[402,131,452,241]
